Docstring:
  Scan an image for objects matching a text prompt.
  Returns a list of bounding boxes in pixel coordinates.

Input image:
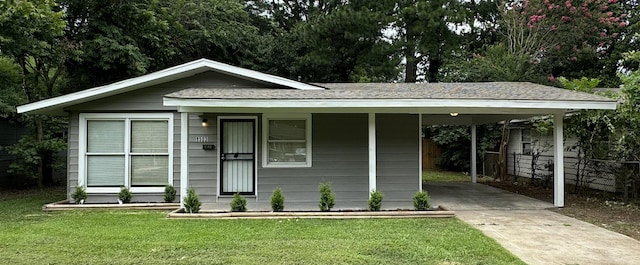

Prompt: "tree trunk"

[497,121,511,181]
[404,21,417,83]
[427,56,441,83]
[35,115,44,188]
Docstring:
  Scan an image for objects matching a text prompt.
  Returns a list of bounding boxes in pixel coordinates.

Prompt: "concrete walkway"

[425,182,640,265]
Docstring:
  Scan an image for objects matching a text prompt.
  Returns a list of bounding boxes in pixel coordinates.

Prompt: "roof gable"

[17,58,324,115]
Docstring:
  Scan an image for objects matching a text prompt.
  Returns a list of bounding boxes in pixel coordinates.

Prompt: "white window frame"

[262,114,312,168]
[78,113,174,193]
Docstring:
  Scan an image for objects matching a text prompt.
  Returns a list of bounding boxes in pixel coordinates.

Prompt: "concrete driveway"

[425,182,640,265]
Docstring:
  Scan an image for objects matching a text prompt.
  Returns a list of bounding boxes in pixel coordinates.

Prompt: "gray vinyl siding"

[68,112,79,201]
[64,71,274,202]
[258,113,369,206]
[62,71,422,204]
[376,114,420,201]
[187,113,219,202]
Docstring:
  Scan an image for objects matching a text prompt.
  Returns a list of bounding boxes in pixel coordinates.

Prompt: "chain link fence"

[483,151,640,200]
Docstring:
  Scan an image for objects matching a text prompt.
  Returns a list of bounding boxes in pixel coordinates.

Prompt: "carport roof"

[163,82,617,113]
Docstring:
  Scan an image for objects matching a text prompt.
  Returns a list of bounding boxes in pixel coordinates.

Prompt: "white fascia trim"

[262,113,312,168]
[164,98,617,110]
[17,58,323,114]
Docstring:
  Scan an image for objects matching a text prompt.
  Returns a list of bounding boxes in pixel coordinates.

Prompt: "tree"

[394,0,466,83]
[0,0,68,187]
[249,0,400,82]
[562,77,615,193]
[500,0,628,85]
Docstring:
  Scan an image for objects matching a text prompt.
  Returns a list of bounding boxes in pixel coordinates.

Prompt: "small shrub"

[71,185,87,204]
[230,193,247,212]
[318,182,335,211]
[270,188,285,212]
[183,188,201,213]
[368,190,384,211]
[413,191,430,210]
[118,186,132,203]
[164,185,176,203]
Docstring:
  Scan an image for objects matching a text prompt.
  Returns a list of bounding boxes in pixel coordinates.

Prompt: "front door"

[219,119,255,195]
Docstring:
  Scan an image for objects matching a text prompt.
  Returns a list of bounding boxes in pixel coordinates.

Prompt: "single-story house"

[17,59,617,209]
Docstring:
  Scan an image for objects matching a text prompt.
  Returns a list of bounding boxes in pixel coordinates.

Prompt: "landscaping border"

[166,207,455,219]
[42,200,180,211]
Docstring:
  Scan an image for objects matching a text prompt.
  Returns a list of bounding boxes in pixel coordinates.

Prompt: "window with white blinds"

[80,114,172,191]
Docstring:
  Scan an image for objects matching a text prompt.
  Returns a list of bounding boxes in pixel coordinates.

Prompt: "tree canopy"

[0,0,638,186]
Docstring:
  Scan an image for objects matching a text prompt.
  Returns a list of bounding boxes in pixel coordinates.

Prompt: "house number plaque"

[195,136,209,143]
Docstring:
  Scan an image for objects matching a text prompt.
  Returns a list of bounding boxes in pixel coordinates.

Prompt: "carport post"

[368,113,376,197]
[553,113,565,207]
[180,112,189,209]
[471,125,477,183]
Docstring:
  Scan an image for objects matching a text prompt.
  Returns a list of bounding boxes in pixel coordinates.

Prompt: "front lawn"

[0,187,523,264]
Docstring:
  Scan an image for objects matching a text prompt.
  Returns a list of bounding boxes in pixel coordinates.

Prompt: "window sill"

[85,187,165,193]
[262,163,312,168]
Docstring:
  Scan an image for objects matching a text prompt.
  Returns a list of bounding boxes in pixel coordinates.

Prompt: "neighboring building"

[507,123,619,192]
[17,59,616,209]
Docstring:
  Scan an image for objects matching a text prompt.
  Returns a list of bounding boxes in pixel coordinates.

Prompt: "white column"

[471,124,477,183]
[368,113,377,197]
[418,114,423,192]
[180,112,189,209]
[553,113,565,207]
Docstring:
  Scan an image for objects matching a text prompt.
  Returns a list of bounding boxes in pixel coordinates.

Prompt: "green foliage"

[318,182,335,211]
[368,190,384,211]
[230,193,247,212]
[118,187,132,203]
[413,191,430,211]
[3,131,67,186]
[164,185,176,203]
[395,0,467,82]
[270,188,285,212]
[183,188,201,214]
[425,124,502,171]
[70,185,87,204]
[497,0,628,86]
[441,44,532,82]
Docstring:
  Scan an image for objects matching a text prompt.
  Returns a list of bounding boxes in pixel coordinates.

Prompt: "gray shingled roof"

[164,82,615,102]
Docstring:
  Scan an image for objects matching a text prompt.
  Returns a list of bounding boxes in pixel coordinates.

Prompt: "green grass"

[423,170,472,183]
[0,187,524,265]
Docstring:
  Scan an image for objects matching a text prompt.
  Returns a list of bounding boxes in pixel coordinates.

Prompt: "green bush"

[368,190,384,211]
[413,191,430,210]
[183,188,201,213]
[270,188,285,212]
[118,187,132,203]
[164,185,176,203]
[318,182,335,211]
[230,193,247,212]
[71,185,87,204]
